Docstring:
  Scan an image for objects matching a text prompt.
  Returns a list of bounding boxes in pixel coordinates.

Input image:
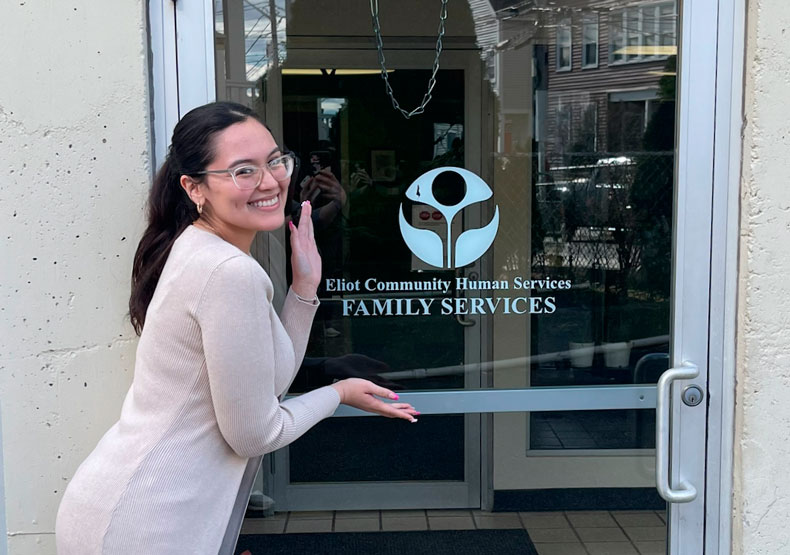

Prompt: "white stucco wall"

[735,0,790,553]
[0,2,150,553]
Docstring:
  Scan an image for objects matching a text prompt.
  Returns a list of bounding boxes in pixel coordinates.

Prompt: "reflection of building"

[482,1,680,282]
[537,1,677,164]
[213,0,287,104]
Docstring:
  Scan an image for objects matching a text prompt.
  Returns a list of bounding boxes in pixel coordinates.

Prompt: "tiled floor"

[241,509,667,555]
[530,410,655,450]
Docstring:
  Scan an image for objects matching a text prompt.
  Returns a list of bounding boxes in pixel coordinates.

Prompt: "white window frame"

[148,0,179,170]
[555,17,572,72]
[582,12,599,69]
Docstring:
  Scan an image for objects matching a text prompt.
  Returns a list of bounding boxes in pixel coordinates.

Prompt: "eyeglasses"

[195,153,295,190]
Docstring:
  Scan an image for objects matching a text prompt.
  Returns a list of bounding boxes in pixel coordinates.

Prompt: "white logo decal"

[399,167,499,268]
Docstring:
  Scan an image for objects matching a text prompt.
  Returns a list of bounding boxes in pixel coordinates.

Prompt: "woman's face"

[190,118,289,249]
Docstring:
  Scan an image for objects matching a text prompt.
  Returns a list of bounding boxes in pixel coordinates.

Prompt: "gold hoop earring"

[197,203,203,215]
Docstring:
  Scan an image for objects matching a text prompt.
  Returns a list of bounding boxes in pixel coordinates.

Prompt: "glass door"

[272,58,484,510]
[163,0,735,552]
[210,0,488,510]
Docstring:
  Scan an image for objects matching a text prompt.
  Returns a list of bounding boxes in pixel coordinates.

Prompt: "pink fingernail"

[288,221,295,229]
[391,393,399,400]
[415,411,421,415]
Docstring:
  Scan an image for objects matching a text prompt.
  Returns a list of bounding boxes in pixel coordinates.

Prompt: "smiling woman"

[53,101,419,554]
[181,118,294,254]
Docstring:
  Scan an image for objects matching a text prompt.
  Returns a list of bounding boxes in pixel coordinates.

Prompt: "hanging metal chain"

[370,0,449,119]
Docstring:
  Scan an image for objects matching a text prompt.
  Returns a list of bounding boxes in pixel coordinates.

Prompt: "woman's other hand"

[331,378,419,422]
[289,200,321,299]
[313,169,346,209]
[299,169,346,209]
[298,174,319,203]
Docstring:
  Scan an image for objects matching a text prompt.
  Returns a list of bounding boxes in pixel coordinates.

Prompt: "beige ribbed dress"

[55,225,340,554]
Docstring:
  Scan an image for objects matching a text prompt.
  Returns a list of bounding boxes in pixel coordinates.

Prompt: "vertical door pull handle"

[656,360,699,503]
[456,270,477,326]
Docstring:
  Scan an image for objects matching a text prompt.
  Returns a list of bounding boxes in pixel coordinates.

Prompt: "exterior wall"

[734,0,790,553]
[0,2,150,553]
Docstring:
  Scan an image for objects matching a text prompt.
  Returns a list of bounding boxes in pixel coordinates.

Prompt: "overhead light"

[613,45,677,56]
[281,69,393,76]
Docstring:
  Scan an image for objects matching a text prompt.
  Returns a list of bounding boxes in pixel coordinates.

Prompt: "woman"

[55,101,418,554]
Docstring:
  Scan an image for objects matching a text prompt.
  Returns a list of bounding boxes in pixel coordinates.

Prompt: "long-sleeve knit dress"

[55,225,340,554]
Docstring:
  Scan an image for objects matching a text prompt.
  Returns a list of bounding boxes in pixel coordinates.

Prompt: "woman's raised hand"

[288,201,322,299]
[331,378,419,422]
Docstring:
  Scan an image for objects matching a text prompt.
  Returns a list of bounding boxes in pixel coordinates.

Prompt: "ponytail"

[129,101,259,334]
[129,153,197,334]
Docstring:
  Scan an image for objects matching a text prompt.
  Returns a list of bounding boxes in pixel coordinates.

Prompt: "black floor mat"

[235,529,538,555]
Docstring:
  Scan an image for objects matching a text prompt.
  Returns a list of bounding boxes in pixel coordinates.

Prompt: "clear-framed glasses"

[195,153,295,190]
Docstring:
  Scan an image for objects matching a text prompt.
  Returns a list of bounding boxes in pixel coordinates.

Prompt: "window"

[625,7,641,62]
[578,102,598,152]
[554,100,597,157]
[556,101,573,154]
[610,11,625,63]
[609,1,677,64]
[659,3,677,47]
[582,13,599,68]
[556,18,572,71]
[607,90,660,152]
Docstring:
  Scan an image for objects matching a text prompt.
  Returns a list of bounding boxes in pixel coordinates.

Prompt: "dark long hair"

[129,101,261,334]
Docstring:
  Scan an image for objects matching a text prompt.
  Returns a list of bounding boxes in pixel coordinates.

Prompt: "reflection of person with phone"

[290,145,346,254]
[288,146,347,231]
[287,144,348,340]
[298,168,346,224]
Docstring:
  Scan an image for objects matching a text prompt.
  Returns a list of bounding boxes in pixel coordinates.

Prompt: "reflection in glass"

[527,2,676,450]
[280,69,467,482]
[214,0,287,90]
[582,13,599,68]
[531,410,656,450]
[213,0,680,494]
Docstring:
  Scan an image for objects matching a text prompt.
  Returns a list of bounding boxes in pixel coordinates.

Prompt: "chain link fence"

[531,152,674,296]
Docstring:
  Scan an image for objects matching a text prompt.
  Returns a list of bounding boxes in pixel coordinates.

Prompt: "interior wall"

[734,0,790,552]
[0,2,150,553]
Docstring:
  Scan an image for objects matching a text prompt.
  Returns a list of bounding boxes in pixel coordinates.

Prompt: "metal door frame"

[149,0,745,550]
[703,0,744,551]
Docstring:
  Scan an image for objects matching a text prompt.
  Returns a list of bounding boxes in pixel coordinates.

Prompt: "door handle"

[656,360,699,503]
[455,270,476,327]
